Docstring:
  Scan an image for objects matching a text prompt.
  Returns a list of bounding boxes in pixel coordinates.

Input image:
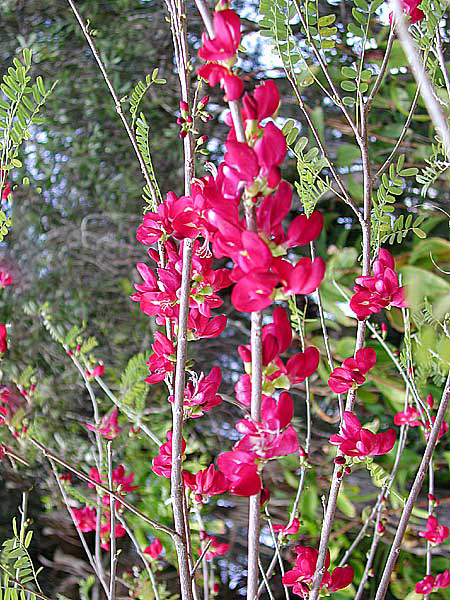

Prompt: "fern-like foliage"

[135,113,162,209]
[119,353,149,413]
[1,518,43,594]
[0,49,56,242]
[129,69,166,127]
[416,137,449,195]
[282,120,330,216]
[372,155,424,253]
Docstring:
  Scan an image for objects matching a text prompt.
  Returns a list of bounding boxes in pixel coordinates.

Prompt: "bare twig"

[116,515,161,600]
[391,0,450,157]
[374,374,450,600]
[107,442,117,600]
[164,0,197,597]
[30,436,177,536]
[67,0,159,205]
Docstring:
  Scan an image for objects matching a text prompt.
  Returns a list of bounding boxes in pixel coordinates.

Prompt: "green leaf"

[341,80,357,92]
[341,66,358,78]
[412,228,426,239]
[318,14,336,26]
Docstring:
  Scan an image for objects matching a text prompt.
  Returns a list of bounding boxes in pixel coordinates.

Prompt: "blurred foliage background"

[0,0,449,598]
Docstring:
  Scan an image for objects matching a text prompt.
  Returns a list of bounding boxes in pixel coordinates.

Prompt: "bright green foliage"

[0,518,42,593]
[119,352,149,412]
[0,49,55,241]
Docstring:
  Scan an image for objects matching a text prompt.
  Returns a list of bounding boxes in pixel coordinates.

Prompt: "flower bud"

[334,455,346,465]
[180,100,189,113]
[426,393,433,409]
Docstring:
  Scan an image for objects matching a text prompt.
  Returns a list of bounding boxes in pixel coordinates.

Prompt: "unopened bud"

[180,100,189,113]
[186,115,193,124]
[334,456,346,465]
[337,470,343,479]
[344,466,351,475]
[176,117,185,125]
[198,95,209,108]
[260,487,270,507]
[426,393,433,409]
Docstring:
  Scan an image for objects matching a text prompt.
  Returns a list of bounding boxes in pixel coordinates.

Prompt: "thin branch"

[66,0,159,205]
[116,515,161,600]
[391,0,450,157]
[374,373,450,600]
[292,0,362,143]
[49,459,109,595]
[107,442,117,600]
[366,27,396,110]
[373,85,421,182]
[164,0,197,597]
[435,30,450,100]
[29,436,177,537]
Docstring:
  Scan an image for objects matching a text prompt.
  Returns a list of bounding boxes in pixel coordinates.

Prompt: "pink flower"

[400,0,425,24]
[1,176,10,201]
[328,347,376,393]
[152,430,186,478]
[242,81,280,124]
[0,271,12,287]
[144,538,163,560]
[201,533,230,560]
[100,521,126,551]
[329,411,396,458]
[282,545,353,597]
[188,310,227,339]
[146,331,175,384]
[0,324,7,354]
[286,347,320,385]
[277,256,326,296]
[415,571,450,595]
[217,450,262,496]
[350,249,407,319]
[72,506,96,533]
[85,364,105,378]
[272,517,300,535]
[169,367,222,418]
[419,515,449,545]
[394,406,422,427]
[183,464,229,503]
[198,9,241,62]
[87,408,121,439]
[423,416,448,442]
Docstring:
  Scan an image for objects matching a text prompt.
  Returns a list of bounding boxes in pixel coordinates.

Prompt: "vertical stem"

[374,374,450,600]
[164,0,196,597]
[107,442,117,600]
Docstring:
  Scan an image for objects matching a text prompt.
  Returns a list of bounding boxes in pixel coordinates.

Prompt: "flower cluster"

[350,249,406,319]
[86,407,122,440]
[415,571,450,595]
[328,347,376,394]
[144,538,163,560]
[218,391,299,496]
[419,515,449,545]
[330,411,396,458]
[394,405,448,442]
[198,8,243,101]
[282,546,353,598]
[72,505,126,551]
[236,307,319,406]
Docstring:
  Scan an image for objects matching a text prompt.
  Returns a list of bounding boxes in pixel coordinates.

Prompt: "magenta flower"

[286,347,320,385]
[200,533,230,560]
[84,364,105,378]
[87,408,121,440]
[242,80,280,123]
[272,517,300,535]
[350,249,406,319]
[282,545,353,597]
[152,430,186,478]
[416,571,450,595]
[145,331,175,384]
[329,411,396,458]
[144,538,163,560]
[183,464,229,503]
[394,405,422,427]
[100,520,126,551]
[328,347,376,394]
[0,324,7,354]
[198,9,241,62]
[170,367,222,418]
[400,0,425,23]
[0,271,12,287]
[217,450,262,497]
[72,506,96,533]
[419,515,449,545]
